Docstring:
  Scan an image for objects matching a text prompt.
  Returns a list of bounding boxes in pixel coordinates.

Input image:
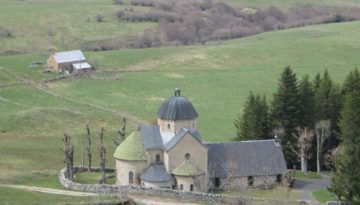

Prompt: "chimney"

[274,135,281,146]
[174,88,181,97]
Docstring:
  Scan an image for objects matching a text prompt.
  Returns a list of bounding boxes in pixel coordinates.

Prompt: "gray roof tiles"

[140,124,163,150]
[206,140,287,178]
[54,50,86,64]
[140,164,173,182]
[157,96,198,120]
[163,128,203,151]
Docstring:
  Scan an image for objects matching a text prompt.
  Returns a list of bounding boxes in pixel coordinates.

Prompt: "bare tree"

[291,127,314,172]
[86,124,92,171]
[62,133,74,180]
[98,127,106,184]
[315,120,331,173]
[114,117,126,146]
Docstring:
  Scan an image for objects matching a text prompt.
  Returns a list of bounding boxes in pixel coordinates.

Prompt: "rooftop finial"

[175,88,181,97]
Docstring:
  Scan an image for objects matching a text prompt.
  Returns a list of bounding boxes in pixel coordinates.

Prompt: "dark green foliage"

[331,91,360,203]
[270,66,300,166]
[298,75,315,128]
[234,92,270,141]
[342,68,360,94]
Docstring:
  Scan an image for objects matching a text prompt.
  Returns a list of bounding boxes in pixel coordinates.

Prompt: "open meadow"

[1,21,360,194]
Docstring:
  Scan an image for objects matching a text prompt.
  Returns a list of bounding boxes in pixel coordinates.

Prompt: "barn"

[47,50,91,73]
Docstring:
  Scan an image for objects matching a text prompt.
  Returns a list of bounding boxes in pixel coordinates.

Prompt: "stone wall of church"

[164,133,207,174]
[146,149,164,165]
[115,159,147,185]
[211,175,281,191]
[158,118,197,134]
[142,180,174,189]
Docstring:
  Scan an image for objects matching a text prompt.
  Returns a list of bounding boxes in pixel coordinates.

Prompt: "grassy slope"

[0,0,154,54]
[51,21,360,141]
[0,187,122,205]
[1,21,360,190]
[222,0,360,8]
[313,189,337,204]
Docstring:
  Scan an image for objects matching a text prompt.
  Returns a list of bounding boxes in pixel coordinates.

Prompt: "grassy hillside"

[1,21,360,187]
[1,0,360,54]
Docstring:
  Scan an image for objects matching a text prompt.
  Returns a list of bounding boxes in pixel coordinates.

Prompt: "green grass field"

[313,189,338,204]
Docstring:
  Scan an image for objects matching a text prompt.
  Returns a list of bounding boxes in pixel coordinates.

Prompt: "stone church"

[114,89,287,192]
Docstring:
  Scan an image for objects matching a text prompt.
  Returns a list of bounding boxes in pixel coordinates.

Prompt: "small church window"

[276,174,282,183]
[156,154,161,163]
[214,178,220,188]
[190,184,194,191]
[167,123,171,129]
[129,171,134,184]
[179,184,183,190]
[248,176,254,186]
[185,153,190,160]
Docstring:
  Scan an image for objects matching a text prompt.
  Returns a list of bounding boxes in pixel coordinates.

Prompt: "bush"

[95,14,104,22]
[113,0,123,5]
[0,27,14,37]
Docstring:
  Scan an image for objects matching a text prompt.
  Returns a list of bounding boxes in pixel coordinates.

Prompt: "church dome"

[113,131,147,161]
[157,88,198,120]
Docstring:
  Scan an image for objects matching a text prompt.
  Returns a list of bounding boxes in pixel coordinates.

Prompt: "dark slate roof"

[164,128,203,151]
[157,93,198,120]
[140,124,163,150]
[140,164,173,182]
[206,140,287,178]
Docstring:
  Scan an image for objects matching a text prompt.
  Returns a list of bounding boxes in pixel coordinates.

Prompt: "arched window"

[167,123,171,129]
[190,184,194,191]
[129,171,134,184]
[185,153,190,160]
[156,154,161,163]
[179,184,183,190]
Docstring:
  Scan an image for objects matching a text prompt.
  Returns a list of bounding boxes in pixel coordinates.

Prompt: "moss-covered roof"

[113,131,147,161]
[172,161,203,176]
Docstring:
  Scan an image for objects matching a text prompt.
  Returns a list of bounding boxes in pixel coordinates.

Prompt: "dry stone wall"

[59,167,308,205]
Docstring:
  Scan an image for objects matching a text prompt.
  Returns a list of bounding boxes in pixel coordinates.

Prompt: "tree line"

[234,67,360,202]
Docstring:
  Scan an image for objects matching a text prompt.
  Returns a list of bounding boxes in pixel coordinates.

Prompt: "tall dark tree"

[298,75,315,128]
[270,66,300,167]
[314,70,342,161]
[98,127,106,184]
[86,124,92,172]
[330,91,360,202]
[234,92,270,140]
[114,117,127,146]
[342,68,360,95]
[62,133,74,180]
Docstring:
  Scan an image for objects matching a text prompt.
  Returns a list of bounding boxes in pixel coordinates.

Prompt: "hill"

[1,20,360,187]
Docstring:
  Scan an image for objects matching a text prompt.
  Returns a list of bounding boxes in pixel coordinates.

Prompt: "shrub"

[114,0,123,5]
[95,14,104,22]
[0,27,14,37]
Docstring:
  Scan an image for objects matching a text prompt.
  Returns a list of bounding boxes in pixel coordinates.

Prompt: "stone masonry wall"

[59,167,308,205]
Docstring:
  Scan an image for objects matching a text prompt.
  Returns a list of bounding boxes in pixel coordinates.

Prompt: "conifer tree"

[270,66,300,166]
[330,91,360,202]
[298,75,315,128]
[235,92,270,141]
[342,68,360,94]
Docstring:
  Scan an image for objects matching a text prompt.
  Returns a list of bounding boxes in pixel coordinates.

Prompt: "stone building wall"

[212,175,280,191]
[158,118,197,134]
[146,149,164,165]
[115,160,147,185]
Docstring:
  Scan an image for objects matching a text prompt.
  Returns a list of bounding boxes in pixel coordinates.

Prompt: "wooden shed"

[47,50,88,73]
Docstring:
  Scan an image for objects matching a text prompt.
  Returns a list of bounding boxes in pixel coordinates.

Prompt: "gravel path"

[292,175,331,205]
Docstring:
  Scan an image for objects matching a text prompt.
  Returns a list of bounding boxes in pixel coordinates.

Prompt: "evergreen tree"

[342,68,360,94]
[314,70,342,155]
[298,75,315,128]
[235,92,270,141]
[331,91,360,203]
[270,66,300,166]
[313,73,321,91]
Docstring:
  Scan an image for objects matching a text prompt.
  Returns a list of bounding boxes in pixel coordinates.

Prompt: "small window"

[190,184,194,191]
[248,176,254,186]
[129,171,134,184]
[214,178,220,188]
[276,174,282,183]
[167,123,171,129]
[185,153,190,160]
[193,122,195,128]
[156,154,161,163]
[179,184,183,190]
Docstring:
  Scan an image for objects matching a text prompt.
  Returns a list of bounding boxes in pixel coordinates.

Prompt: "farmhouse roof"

[140,164,173,182]
[157,89,198,120]
[206,140,287,178]
[113,131,147,161]
[172,160,203,176]
[72,62,91,70]
[163,128,203,151]
[53,50,86,64]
